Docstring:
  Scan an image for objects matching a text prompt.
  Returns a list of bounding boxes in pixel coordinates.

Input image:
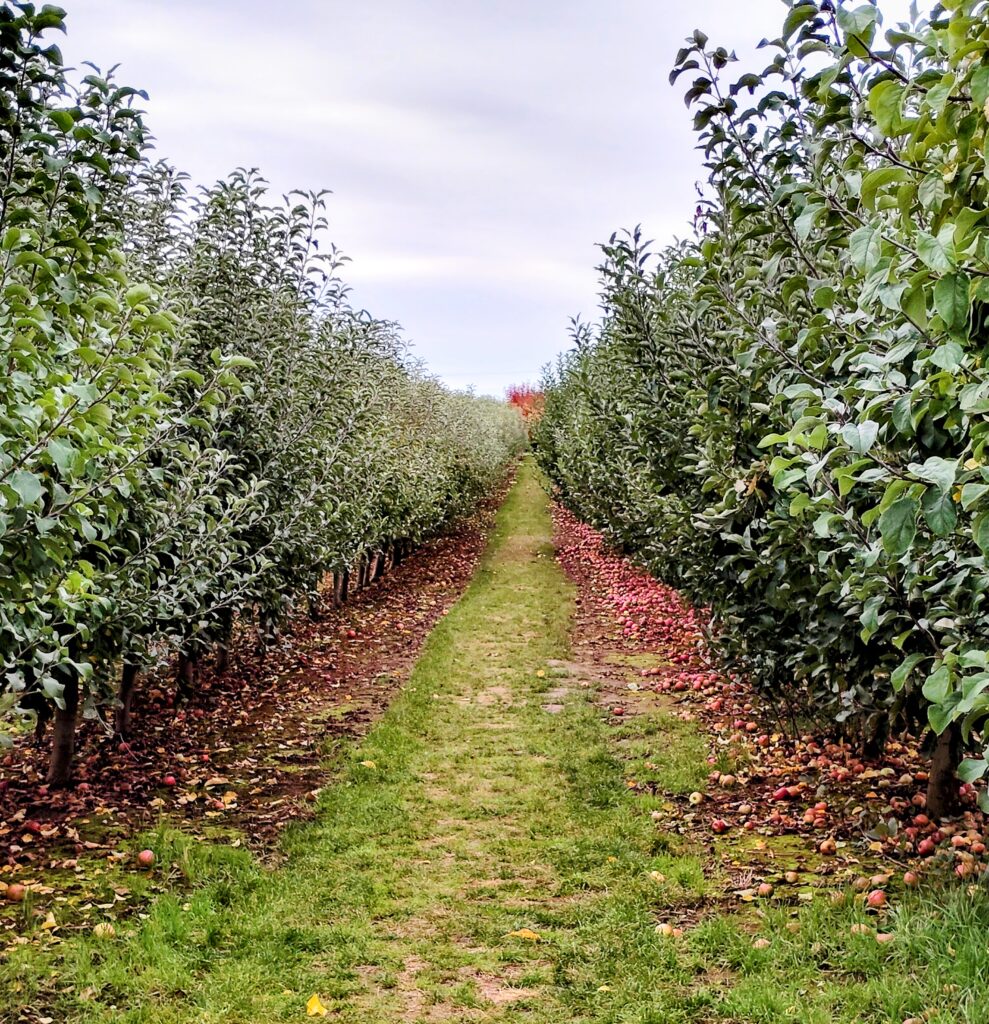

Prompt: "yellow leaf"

[597,984,612,992]
[359,760,376,769]
[536,670,545,678]
[41,912,57,931]
[306,994,328,1016]
[508,928,541,942]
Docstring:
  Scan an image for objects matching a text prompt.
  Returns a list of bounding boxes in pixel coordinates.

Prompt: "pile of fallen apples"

[553,505,989,884]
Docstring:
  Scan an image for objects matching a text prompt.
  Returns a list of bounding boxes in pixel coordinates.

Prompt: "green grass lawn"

[4,459,989,1023]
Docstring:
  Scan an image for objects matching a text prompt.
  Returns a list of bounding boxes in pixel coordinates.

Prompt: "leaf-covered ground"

[552,505,989,881]
[3,461,989,1023]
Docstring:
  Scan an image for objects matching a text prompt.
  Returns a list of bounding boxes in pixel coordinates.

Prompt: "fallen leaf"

[306,994,328,1016]
[508,927,541,942]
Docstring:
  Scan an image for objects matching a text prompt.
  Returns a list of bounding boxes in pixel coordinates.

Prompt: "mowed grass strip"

[0,460,694,1022]
[5,459,989,1024]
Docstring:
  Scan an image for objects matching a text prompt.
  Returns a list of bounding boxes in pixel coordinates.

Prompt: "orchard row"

[0,5,526,784]
[535,0,989,817]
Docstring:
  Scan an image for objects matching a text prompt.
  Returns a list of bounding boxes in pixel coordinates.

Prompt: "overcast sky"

[59,1,913,396]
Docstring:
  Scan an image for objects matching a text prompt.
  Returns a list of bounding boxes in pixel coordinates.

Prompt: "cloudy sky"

[59,1,912,396]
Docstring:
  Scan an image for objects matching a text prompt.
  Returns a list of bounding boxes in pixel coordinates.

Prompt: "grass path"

[7,459,698,1022]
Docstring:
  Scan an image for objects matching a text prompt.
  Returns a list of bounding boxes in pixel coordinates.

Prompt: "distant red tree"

[506,384,545,423]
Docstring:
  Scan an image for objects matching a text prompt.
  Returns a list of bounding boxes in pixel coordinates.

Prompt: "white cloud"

[59,0,916,392]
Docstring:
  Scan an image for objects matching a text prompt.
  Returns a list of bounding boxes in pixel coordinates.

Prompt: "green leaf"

[782,2,818,39]
[934,272,970,333]
[46,438,75,477]
[923,664,952,704]
[958,758,988,784]
[868,80,904,135]
[840,420,879,455]
[918,174,946,212]
[49,109,74,132]
[859,593,883,640]
[838,4,879,50]
[125,283,154,308]
[929,703,954,735]
[849,225,882,272]
[861,167,908,209]
[974,511,989,553]
[922,486,957,536]
[9,469,43,506]
[961,482,989,511]
[971,65,989,109]
[929,341,964,370]
[917,232,955,273]
[891,653,926,693]
[879,496,918,555]
[891,394,914,434]
[909,456,957,493]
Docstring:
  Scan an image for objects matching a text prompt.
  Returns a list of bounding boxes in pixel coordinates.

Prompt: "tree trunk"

[177,652,196,699]
[215,609,234,671]
[340,567,350,604]
[862,715,889,760]
[47,673,79,788]
[115,661,139,739]
[372,551,385,582]
[927,721,963,820]
[308,591,323,621]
